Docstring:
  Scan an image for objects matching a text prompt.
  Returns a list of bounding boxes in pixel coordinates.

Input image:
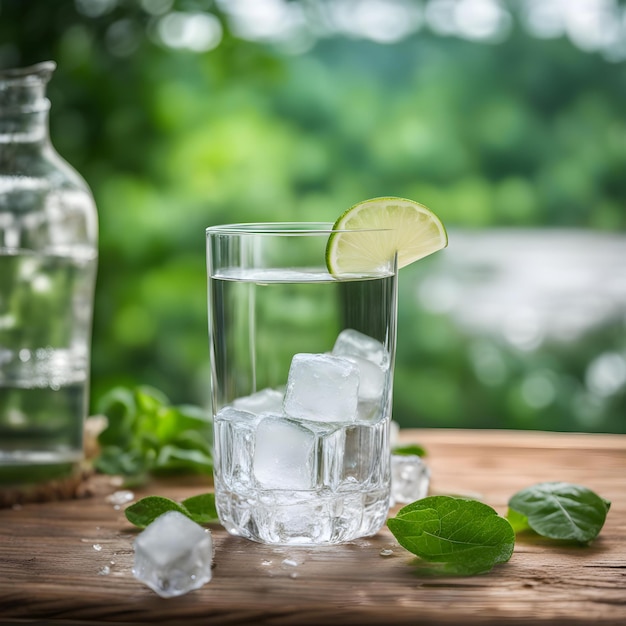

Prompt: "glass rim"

[206,221,392,235]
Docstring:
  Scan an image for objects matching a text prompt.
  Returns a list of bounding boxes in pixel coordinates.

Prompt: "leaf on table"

[387,495,515,576]
[508,481,611,544]
[181,493,219,524]
[504,507,531,533]
[392,443,427,457]
[125,495,192,528]
[125,493,219,528]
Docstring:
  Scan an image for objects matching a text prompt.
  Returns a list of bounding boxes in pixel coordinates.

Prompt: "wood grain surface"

[0,428,624,626]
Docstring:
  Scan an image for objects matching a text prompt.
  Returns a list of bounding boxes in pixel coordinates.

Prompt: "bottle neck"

[0,109,51,172]
[0,61,55,150]
[0,109,50,144]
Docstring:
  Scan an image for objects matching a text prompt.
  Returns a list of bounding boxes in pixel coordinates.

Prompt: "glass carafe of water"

[0,61,98,487]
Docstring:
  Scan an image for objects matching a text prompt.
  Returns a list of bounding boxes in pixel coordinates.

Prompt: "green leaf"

[387,495,515,576]
[156,406,213,445]
[94,384,213,480]
[125,495,192,528]
[125,493,220,528]
[392,444,427,457]
[93,446,146,477]
[95,387,136,447]
[172,429,214,455]
[508,482,611,544]
[181,493,219,524]
[177,404,215,424]
[505,507,530,533]
[135,385,171,413]
[96,386,136,419]
[154,445,213,475]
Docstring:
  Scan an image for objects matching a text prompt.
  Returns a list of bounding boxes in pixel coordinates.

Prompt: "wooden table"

[1,429,625,625]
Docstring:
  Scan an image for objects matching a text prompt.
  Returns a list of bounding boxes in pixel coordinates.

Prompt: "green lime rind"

[325,196,448,276]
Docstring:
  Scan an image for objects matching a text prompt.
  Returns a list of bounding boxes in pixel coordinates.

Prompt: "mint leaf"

[181,493,219,524]
[387,495,515,575]
[94,385,213,480]
[125,495,191,528]
[505,507,530,533]
[93,446,147,479]
[154,445,214,475]
[507,482,611,544]
[125,493,220,528]
[95,387,136,447]
[392,444,427,457]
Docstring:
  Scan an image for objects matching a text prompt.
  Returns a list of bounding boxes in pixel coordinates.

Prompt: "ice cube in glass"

[343,355,387,421]
[283,353,359,423]
[232,388,283,414]
[133,511,213,598]
[253,414,318,489]
[332,328,389,369]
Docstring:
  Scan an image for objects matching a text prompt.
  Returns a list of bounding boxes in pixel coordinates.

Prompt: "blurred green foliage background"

[2,0,625,433]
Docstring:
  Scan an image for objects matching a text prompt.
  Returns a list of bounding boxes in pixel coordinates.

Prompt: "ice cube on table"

[390,453,430,506]
[232,388,283,414]
[133,511,213,598]
[283,353,359,423]
[332,328,389,369]
[253,415,317,490]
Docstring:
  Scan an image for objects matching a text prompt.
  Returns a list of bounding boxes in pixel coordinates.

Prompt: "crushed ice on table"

[283,353,359,423]
[133,511,213,598]
[105,489,134,509]
[390,453,431,506]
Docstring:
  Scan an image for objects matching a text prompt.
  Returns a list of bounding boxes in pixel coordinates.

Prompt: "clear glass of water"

[206,222,398,545]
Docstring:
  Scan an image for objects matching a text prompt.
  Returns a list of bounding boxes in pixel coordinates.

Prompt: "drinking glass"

[206,222,398,545]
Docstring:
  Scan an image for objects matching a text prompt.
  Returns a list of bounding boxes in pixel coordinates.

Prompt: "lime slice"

[325,196,448,275]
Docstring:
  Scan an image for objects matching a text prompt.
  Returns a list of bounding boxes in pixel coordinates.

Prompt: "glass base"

[215,482,390,545]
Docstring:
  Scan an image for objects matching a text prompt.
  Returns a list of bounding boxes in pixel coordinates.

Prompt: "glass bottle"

[0,61,98,485]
